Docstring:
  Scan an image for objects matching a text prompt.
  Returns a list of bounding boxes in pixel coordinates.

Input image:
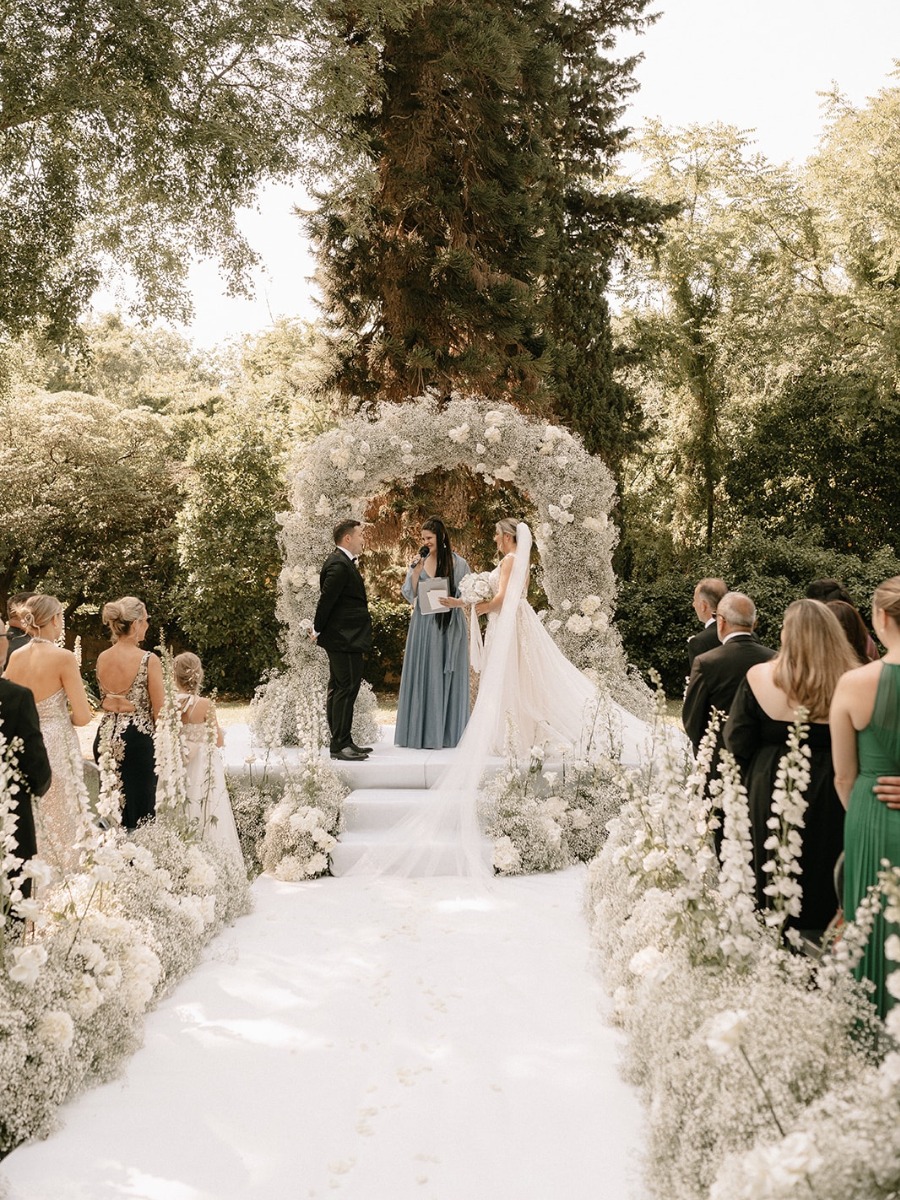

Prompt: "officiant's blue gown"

[394,554,471,749]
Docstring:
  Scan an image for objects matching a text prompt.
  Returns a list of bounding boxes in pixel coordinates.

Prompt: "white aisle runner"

[1,867,647,1200]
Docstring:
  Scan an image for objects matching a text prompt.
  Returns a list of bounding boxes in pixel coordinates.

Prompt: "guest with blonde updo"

[4,594,92,874]
[171,652,242,863]
[94,597,164,830]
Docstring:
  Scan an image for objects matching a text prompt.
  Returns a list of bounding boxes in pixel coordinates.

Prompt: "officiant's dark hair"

[422,516,454,631]
[333,519,361,545]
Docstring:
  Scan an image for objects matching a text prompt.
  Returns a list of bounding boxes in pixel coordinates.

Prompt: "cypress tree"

[311,0,663,438]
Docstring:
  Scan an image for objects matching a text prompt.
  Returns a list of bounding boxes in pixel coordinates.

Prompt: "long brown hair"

[772,599,858,720]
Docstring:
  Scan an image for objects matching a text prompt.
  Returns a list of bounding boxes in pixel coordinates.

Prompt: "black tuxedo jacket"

[682,634,776,755]
[0,678,52,867]
[314,551,373,654]
[687,620,720,669]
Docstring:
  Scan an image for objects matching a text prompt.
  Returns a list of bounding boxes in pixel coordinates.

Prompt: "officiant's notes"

[418,577,450,614]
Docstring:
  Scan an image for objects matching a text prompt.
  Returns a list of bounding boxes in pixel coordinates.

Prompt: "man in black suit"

[687,577,728,669]
[312,519,374,762]
[0,619,52,899]
[682,591,775,760]
[5,592,36,657]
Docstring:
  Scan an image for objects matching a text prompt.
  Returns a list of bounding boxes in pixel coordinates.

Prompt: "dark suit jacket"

[0,678,52,868]
[314,551,373,654]
[682,634,776,756]
[687,620,721,669]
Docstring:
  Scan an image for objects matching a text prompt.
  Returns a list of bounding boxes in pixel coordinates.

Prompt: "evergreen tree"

[311,0,661,431]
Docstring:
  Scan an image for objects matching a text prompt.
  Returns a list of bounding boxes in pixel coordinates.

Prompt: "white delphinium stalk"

[762,715,811,946]
[817,880,883,988]
[95,720,124,831]
[715,750,761,964]
[153,647,191,833]
[0,726,26,952]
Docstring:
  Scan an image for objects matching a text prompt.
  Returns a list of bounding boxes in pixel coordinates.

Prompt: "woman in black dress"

[94,597,164,829]
[724,599,858,937]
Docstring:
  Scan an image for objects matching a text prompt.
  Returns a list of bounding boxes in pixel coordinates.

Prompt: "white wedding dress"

[177,695,243,866]
[346,523,658,879]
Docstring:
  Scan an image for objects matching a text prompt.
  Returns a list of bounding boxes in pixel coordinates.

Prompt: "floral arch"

[277,394,649,714]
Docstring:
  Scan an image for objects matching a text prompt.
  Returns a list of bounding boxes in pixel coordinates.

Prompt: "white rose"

[705,1009,749,1057]
[9,943,48,987]
[475,443,486,455]
[547,619,562,634]
[448,424,469,443]
[484,409,506,425]
[580,594,603,615]
[485,425,502,444]
[359,441,371,455]
[560,493,574,507]
[591,613,609,631]
[37,1010,75,1051]
[565,614,592,634]
[305,852,329,876]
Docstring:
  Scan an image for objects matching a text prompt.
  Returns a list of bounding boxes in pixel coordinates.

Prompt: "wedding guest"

[395,517,471,749]
[725,599,856,938]
[4,592,36,660]
[171,652,242,864]
[807,578,879,661]
[0,618,51,899]
[4,595,93,875]
[687,577,728,669]
[95,597,163,829]
[827,600,871,666]
[312,520,374,762]
[831,575,900,1017]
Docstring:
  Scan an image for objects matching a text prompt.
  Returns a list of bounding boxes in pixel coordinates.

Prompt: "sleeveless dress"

[394,553,471,749]
[33,689,84,875]
[95,652,157,830]
[479,558,611,758]
[843,662,900,1018]
[176,694,242,864]
[724,679,843,935]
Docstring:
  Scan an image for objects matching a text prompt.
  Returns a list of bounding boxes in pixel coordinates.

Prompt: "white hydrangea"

[36,1010,75,1052]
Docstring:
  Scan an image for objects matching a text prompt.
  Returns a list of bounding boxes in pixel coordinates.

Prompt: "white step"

[342,788,437,831]
[329,829,494,877]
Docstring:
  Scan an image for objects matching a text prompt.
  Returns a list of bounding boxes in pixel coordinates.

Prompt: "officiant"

[394,517,471,750]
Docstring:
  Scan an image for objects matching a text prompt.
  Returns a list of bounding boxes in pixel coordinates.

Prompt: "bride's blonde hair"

[496,518,518,541]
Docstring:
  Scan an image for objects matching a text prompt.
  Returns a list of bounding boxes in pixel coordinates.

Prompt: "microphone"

[418,545,429,558]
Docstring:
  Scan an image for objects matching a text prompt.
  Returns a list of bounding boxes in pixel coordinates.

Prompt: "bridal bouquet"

[458,571,494,605]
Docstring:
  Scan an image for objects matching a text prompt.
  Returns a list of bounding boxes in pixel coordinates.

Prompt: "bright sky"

[173,0,900,348]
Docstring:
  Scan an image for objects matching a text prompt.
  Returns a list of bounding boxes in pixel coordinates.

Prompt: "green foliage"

[727,371,900,558]
[311,0,660,411]
[0,0,319,341]
[175,399,286,695]
[364,600,411,691]
[0,390,180,619]
[615,573,696,697]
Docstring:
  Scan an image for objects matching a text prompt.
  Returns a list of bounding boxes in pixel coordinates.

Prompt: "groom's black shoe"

[330,746,369,761]
[349,743,373,755]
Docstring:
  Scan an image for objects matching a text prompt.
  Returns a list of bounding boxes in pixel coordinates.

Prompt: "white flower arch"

[277,394,649,713]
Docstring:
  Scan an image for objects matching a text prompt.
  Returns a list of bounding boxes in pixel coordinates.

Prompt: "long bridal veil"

[345,522,533,880]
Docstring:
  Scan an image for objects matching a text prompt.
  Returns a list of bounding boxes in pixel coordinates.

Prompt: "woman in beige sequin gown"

[4,595,93,876]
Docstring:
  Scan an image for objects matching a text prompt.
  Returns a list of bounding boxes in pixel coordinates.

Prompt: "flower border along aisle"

[275,393,651,724]
[587,707,900,1200]
[0,659,251,1157]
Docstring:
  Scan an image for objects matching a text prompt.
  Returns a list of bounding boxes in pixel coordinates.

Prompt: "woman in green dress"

[831,576,900,1018]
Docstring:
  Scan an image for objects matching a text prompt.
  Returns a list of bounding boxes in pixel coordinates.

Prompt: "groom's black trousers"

[325,649,364,752]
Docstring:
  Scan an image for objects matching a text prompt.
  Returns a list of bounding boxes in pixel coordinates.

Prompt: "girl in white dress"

[172,653,242,865]
[4,595,93,875]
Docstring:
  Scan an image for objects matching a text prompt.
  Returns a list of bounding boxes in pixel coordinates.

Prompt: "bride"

[349,519,653,878]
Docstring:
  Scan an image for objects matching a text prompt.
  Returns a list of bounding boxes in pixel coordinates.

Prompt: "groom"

[312,519,374,761]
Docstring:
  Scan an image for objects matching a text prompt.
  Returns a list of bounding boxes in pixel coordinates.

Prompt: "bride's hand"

[474,601,490,617]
